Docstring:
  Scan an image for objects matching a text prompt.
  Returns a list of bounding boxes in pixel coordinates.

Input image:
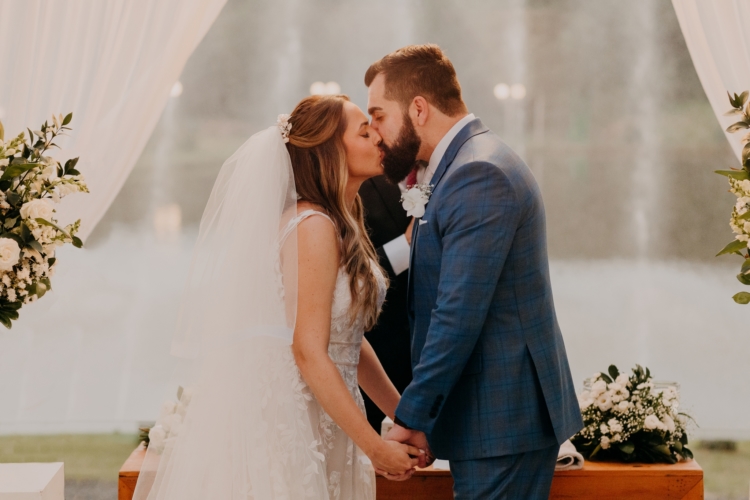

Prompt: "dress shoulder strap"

[279,209,335,243]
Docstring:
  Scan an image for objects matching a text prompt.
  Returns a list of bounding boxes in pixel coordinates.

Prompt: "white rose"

[595,392,613,412]
[600,436,611,449]
[644,414,662,430]
[0,238,20,271]
[148,425,167,452]
[401,188,428,218]
[161,400,177,416]
[20,199,54,221]
[590,380,607,397]
[615,374,629,387]
[662,415,676,433]
[616,401,630,413]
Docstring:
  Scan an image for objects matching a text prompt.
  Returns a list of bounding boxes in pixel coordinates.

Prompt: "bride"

[132,94,420,500]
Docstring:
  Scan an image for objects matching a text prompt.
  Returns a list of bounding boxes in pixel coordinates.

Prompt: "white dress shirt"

[383,113,476,276]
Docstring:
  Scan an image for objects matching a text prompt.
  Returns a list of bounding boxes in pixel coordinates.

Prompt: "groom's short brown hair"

[365,44,467,117]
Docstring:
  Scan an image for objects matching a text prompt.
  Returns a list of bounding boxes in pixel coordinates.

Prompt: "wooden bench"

[119,444,703,499]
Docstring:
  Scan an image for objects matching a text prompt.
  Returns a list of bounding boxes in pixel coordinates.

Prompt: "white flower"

[610,385,630,403]
[607,418,623,434]
[615,401,630,413]
[612,433,622,443]
[590,379,607,398]
[161,400,177,416]
[20,199,54,221]
[0,238,21,272]
[600,423,610,435]
[644,414,663,431]
[6,288,16,302]
[0,159,8,168]
[401,186,430,218]
[615,374,630,387]
[595,392,613,412]
[148,425,167,452]
[662,415,676,433]
[1,274,10,286]
[600,436,611,449]
[16,265,29,280]
[577,391,593,410]
[160,413,182,434]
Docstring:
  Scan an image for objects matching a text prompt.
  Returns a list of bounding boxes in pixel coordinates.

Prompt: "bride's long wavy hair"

[286,94,385,331]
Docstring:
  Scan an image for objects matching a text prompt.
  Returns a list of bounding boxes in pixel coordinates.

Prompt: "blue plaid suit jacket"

[395,118,583,460]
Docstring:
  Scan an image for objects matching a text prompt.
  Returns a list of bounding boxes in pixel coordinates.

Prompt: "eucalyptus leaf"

[739,90,748,105]
[0,313,12,329]
[733,291,750,304]
[62,112,72,126]
[736,272,750,285]
[715,169,750,180]
[608,364,620,380]
[27,240,43,254]
[716,239,748,256]
[727,121,750,133]
[72,236,83,248]
[741,258,750,274]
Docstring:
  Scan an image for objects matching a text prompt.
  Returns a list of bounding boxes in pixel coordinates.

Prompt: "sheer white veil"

[131,125,329,499]
[171,125,298,358]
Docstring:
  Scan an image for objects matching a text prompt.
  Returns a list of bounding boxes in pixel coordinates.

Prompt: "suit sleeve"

[395,161,523,434]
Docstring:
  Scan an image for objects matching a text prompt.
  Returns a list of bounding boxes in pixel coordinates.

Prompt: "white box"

[0,463,64,500]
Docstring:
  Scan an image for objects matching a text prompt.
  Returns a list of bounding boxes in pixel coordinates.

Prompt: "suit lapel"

[407,118,489,281]
[428,118,489,194]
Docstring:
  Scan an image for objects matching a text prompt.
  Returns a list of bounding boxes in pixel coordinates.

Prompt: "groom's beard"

[380,113,422,184]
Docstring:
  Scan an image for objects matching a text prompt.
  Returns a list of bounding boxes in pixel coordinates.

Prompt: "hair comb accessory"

[276,114,292,143]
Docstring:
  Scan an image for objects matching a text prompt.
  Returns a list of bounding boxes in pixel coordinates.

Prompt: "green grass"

[0,433,140,481]
[0,435,747,498]
[693,441,750,500]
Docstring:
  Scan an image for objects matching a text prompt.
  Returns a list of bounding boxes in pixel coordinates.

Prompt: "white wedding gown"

[135,209,382,500]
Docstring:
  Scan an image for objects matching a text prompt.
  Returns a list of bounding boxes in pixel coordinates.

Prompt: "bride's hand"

[370,440,420,476]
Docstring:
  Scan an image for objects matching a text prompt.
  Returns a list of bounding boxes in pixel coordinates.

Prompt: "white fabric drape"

[0,0,227,240]
[672,0,750,161]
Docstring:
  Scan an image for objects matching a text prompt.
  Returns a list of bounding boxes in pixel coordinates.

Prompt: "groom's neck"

[416,111,469,163]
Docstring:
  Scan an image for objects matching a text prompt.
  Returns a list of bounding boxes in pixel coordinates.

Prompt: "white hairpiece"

[277,114,292,143]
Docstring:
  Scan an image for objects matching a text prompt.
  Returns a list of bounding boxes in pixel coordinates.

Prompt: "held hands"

[384,424,435,469]
[370,439,420,481]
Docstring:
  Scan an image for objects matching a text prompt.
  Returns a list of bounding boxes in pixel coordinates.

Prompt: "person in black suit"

[359,175,414,433]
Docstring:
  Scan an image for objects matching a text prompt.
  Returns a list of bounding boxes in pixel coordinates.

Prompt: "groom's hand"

[384,424,434,468]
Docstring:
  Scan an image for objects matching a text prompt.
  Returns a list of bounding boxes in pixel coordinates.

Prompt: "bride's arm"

[291,215,418,476]
[358,338,401,420]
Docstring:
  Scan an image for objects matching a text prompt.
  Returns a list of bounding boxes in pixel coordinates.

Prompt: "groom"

[366,45,583,498]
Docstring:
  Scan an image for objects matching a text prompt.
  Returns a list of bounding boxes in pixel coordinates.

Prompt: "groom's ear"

[411,97,429,127]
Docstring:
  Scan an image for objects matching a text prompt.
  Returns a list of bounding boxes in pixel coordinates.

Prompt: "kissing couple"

[133,44,582,500]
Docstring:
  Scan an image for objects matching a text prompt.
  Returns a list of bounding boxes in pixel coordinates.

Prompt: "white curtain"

[0,0,227,241]
[672,0,750,161]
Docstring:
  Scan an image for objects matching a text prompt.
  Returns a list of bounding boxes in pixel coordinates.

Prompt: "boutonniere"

[401,183,433,218]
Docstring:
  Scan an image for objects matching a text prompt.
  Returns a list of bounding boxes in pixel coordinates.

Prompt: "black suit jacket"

[359,175,413,432]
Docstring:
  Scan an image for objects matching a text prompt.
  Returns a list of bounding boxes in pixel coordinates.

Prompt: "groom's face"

[367,73,422,184]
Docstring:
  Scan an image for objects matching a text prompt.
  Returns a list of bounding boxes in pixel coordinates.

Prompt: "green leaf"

[599,372,613,384]
[733,291,750,304]
[737,273,750,285]
[1,162,40,181]
[47,257,56,267]
[35,218,69,236]
[27,240,43,254]
[739,211,750,221]
[725,108,745,116]
[739,90,748,106]
[727,121,750,133]
[617,442,635,455]
[63,157,79,175]
[40,278,51,291]
[716,239,748,256]
[5,192,21,208]
[3,217,16,230]
[608,364,620,380]
[741,258,750,274]
[72,236,83,248]
[715,169,750,180]
[0,312,12,329]
[35,280,47,299]
[19,223,31,243]
[66,169,81,176]
[62,112,72,126]
[0,120,4,142]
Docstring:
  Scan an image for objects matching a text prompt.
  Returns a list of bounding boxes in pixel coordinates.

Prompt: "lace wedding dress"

[134,208,384,500]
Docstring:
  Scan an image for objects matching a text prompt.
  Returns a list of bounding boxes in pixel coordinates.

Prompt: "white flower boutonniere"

[401,183,433,218]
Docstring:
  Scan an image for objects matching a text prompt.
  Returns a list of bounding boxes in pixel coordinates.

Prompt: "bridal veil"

[132,126,329,499]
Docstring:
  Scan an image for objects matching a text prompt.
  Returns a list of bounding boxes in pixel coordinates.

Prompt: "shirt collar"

[422,113,475,185]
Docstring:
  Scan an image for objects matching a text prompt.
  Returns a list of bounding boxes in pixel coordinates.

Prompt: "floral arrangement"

[571,364,693,464]
[143,386,194,453]
[400,183,433,218]
[0,114,88,327]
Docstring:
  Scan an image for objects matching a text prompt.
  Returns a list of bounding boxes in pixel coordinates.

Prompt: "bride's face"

[342,101,384,182]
